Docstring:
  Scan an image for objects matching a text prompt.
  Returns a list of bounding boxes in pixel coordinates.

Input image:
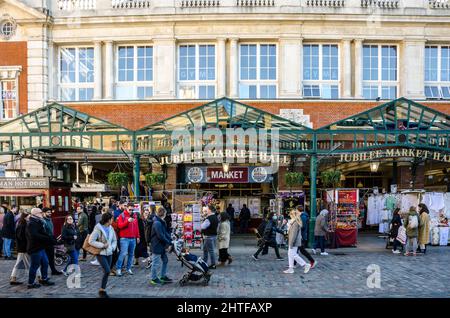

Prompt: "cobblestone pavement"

[0,233,448,298]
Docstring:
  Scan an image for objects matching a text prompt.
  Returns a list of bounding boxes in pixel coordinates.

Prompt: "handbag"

[82,233,103,255]
[396,225,407,245]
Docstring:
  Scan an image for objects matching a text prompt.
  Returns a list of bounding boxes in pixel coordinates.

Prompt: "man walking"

[77,206,89,261]
[42,208,62,275]
[313,209,329,256]
[239,204,251,234]
[2,203,16,260]
[297,206,316,268]
[149,207,172,285]
[116,203,140,276]
[226,204,235,234]
[201,205,219,269]
[26,208,55,288]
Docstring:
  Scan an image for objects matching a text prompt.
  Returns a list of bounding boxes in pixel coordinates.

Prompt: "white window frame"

[362,44,399,100]
[302,43,340,99]
[0,77,19,120]
[238,43,278,99]
[177,43,217,99]
[58,46,95,101]
[115,44,154,100]
[424,45,450,100]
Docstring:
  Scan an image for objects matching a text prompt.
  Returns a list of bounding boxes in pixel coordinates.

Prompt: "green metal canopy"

[315,98,450,153]
[135,97,314,155]
[0,102,133,154]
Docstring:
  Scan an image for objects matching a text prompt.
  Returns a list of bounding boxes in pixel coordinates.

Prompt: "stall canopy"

[135,97,314,155]
[315,97,450,153]
[0,102,133,154]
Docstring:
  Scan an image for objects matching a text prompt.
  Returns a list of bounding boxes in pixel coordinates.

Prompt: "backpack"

[408,215,418,229]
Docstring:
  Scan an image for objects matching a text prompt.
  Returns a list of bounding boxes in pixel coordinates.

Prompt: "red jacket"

[117,209,140,239]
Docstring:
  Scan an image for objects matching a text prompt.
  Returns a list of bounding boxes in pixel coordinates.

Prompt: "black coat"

[62,224,82,251]
[390,214,402,238]
[1,211,15,239]
[263,220,283,244]
[137,218,148,246]
[26,216,55,254]
[15,222,28,253]
[88,206,98,233]
[239,207,251,221]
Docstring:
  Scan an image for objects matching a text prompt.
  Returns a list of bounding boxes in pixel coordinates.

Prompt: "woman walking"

[404,206,421,256]
[418,203,430,254]
[217,212,232,266]
[134,209,150,266]
[284,209,311,274]
[390,208,403,254]
[89,212,117,298]
[61,215,82,276]
[10,211,41,285]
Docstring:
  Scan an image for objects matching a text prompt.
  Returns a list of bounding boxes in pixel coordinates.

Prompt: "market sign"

[71,183,109,193]
[185,166,272,183]
[0,177,49,189]
[339,148,450,163]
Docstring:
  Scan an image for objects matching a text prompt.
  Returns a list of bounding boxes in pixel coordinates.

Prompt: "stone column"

[153,37,176,99]
[229,38,239,98]
[104,40,114,100]
[342,38,352,98]
[354,39,364,98]
[217,38,227,97]
[93,41,102,100]
[402,39,426,99]
[279,37,302,98]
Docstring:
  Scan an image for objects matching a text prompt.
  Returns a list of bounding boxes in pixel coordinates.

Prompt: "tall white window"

[59,47,94,101]
[116,45,153,100]
[302,44,339,99]
[425,46,450,99]
[178,44,216,99]
[0,79,17,120]
[239,44,277,99]
[362,45,398,100]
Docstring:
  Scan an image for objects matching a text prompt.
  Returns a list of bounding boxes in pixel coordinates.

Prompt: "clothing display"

[400,194,420,213]
[443,193,450,218]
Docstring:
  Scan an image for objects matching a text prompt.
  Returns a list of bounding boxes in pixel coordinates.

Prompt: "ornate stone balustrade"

[306,0,345,7]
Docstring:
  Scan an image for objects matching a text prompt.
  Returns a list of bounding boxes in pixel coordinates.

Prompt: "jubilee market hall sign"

[339,148,450,163]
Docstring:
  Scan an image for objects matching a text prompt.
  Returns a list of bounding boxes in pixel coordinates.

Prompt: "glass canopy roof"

[139,98,312,132]
[320,98,450,132]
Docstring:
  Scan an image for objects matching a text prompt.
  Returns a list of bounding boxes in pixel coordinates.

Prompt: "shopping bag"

[396,226,407,245]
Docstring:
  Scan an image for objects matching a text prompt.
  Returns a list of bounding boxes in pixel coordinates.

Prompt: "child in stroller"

[54,235,69,266]
[172,238,212,286]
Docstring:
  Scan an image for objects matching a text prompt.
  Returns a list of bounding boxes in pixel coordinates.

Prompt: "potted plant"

[285,171,305,192]
[320,170,342,188]
[144,173,165,188]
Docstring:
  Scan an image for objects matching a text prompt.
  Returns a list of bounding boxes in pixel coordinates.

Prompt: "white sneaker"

[283,268,294,274]
[127,269,134,275]
[304,263,311,274]
[311,249,317,255]
[320,252,329,256]
[392,250,401,254]
[90,259,100,266]
[116,269,122,277]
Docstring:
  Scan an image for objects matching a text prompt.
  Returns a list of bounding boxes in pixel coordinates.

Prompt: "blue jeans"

[29,249,49,284]
[64,249,79,272]
[116,238,136,271]
[3,238,12,257]
[313,236,326,253]
[202,236,217,266]
[96,255,112,289]
[151,252,168,280]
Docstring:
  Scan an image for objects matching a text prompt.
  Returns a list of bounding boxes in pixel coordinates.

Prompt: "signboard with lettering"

[0,178,49,189]
[185,166,272,183]
[339,148,450,163]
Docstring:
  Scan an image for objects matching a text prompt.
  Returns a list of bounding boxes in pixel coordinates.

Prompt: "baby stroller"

[171,237,212,286]
[54,235,69,266]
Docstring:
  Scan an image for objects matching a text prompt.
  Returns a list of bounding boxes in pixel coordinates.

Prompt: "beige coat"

[418,212,430,245]
[288,221,303,248]
[217,220,230,249]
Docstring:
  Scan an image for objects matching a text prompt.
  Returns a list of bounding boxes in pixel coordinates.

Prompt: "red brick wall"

[0,41,28,115]
[67,100,450,131]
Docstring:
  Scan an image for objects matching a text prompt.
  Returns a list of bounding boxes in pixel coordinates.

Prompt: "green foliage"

[320,170,342,188]
[107,172,128,187]
[145,173,165,187]
[285,172,305,189]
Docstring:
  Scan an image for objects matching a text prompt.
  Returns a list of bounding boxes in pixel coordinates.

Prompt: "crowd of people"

[0,197,435,297]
